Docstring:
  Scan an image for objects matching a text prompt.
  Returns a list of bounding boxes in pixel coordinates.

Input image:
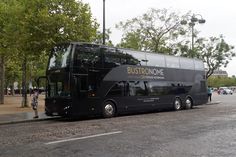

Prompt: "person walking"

[207,87,212,102]
[31,89,39,118]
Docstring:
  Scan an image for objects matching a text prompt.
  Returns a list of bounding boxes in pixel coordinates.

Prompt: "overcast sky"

[83,0,236,76]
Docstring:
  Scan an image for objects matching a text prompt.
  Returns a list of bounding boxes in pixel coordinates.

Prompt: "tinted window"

[107,82,124,97]
[128,81,147,96]
[180,58,194,70]
[74,46,100,68]
[194,60,204,70]
[48,81,70,97]
[125,53,140,65]
[170,82,187,95]
[48,44,71,70]
[104,53,122,67]
[165,56,180,68]
[147,81,169,96]
[126,50,146,65]
[146,53,166,67]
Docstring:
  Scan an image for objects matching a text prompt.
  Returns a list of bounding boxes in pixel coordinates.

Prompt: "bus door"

[72,74,88,114]
[73,74,88,98]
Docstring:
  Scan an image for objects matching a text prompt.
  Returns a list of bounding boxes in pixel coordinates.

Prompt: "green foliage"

[94,29,114,46]
[117,32,143,50]
[116,8,235,79]
[116,8,189,53]
[0,0,99,89]
[194,36,235,78]
[208,76,236,88]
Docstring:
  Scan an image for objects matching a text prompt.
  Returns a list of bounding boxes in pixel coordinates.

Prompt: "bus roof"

[69,42,205,71]
[70,42,202,60]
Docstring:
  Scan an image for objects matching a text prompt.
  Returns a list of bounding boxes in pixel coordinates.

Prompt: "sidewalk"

[0,95,57,125]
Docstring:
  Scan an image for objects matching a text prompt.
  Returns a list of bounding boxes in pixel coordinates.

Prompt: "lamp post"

[181,14,206,57]
[102,0,106,45]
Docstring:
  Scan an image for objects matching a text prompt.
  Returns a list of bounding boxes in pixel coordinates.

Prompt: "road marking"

[45,131,122,145]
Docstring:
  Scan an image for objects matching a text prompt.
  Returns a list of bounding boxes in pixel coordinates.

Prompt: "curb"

[0,117,60,126]
[205,101,221,105]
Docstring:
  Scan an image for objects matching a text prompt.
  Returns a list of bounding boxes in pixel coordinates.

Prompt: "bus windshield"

[48,44,71,70]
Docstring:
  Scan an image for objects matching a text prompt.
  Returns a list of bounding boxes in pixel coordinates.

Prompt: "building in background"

[211,68,228,77]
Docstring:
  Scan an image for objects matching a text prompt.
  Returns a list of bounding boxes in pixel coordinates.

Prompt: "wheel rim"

[185,98,192,109]
[175,99,181,110]
[104,103,114,117]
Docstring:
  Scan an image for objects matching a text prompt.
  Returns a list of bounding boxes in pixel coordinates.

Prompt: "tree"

[115,8,235,79]
[116,8,189,53]
[0,56,4,103]
[0,0,21,104]
[94,28,113,46]
[116,32,143,50]
[207,76,236,88]
[0,0,99,105]
[194,36,235,79]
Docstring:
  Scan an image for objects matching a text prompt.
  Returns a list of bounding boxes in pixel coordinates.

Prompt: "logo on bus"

[127,67,165,80]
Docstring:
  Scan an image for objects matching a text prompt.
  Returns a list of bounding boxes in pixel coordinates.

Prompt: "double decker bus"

[43,42,208,118]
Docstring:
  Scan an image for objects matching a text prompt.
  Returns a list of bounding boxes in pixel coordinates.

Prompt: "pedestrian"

[31,89,39,118]
[208,87,212,102]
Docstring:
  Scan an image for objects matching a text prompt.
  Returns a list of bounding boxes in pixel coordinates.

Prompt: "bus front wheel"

[102,101,116,118]
[173,98,182,111]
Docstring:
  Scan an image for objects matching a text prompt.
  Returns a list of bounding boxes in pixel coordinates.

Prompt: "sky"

[83,0,236,76]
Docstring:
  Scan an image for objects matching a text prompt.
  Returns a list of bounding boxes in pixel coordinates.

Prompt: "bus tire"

[102,101,116,118]
[185,97,193,109]
[173,98,182,111]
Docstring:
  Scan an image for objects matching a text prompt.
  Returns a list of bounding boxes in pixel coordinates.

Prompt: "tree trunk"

[21,56,28,107]
[0,55,4,104]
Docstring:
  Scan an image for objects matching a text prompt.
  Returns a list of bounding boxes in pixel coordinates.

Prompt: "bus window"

[104,50,128,68]
[48,81,70,97]
[126,50,146,65]
[180,58,194,70]
[106,82,124,97]
[48,44,72,70]
[104,53,121,68]
[126,54,139,65]
[147,82,169,96]
[74,46,100,68]
[128,81,147,96]
[165,56,180,68]
[146,53,166,67]
[194,60,204,70]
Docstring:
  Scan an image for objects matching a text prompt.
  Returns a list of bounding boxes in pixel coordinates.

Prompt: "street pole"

[191,24,194,51]
[181,14,205,58]
[191,23,195,58]
[102,0,106,45]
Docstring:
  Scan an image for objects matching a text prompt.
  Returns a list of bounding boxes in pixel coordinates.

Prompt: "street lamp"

[102,0,106,45]
[181,14,206,56]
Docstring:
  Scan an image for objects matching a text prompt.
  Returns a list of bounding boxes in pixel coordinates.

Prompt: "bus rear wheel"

[173,98,182,111]
[102,101,116,118]
[185,97,193,109]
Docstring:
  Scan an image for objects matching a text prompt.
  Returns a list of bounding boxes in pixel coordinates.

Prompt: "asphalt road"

[0,93,236,157]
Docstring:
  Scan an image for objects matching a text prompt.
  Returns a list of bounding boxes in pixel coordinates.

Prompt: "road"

[0,93,236,157]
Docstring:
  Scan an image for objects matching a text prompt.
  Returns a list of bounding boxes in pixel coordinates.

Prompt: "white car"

[224,89,233,95]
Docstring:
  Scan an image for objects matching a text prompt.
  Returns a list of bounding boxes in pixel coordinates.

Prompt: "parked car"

[219,87,233,95]
[224,88,233,95]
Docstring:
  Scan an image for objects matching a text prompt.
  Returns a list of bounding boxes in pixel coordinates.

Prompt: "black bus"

[43,42,208,118]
